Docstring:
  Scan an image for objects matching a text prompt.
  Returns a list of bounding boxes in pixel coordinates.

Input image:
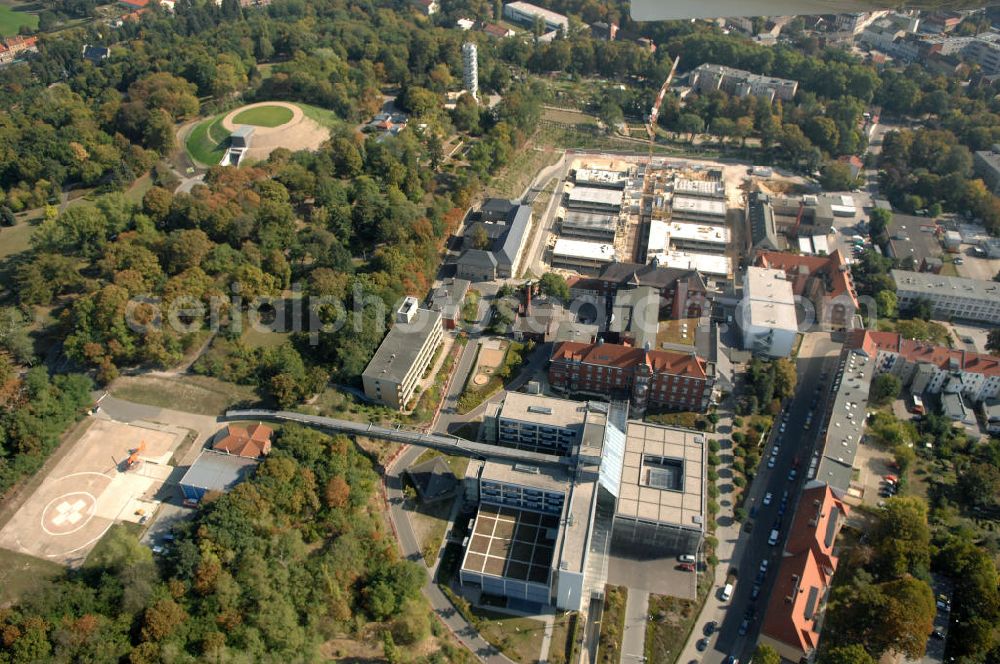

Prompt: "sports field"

[232,104,294,127]
[185,101,339,167]
[0,4,37,37]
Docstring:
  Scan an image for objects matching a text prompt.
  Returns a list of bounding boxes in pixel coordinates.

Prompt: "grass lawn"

[0,220,36,260]
[0,548,63,607]
[110,374,264,416]
[415,448,468,479]
[462,289,481,324]
[0,4,37,37]
[241,325,291,348]
[542,107,599,126]
[232,104,294,127]
[124,173,154,204]
[299,102,342,129]
[598,585,627,664]
[645,569,715,663]
[485,147,560,200]
[185,114,230,166]
[646,411,707,430]
[547,612,579,664]
[475,609,547,663]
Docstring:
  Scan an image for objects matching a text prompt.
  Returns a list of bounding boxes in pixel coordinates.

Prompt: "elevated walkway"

[225,409,570,468]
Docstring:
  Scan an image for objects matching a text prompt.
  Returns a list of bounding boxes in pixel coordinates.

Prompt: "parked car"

[767,456,776,469]
[738,619,750,636]
[763,492,773,506]
[788,469,797,481]
[704,621,717,636]
[678,562,696,572]
[750,584,761,599]
[678,554,696,563]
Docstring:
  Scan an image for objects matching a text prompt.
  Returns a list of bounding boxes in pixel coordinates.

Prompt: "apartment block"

[973,144,1000,194]
[690,63,798,103]
[759,483,850,663]
[362,297,443,410]
[849,329,1000,404]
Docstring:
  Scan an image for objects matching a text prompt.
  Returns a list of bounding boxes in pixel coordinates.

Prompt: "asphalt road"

[384,445,516,664]
[697,335,842,663]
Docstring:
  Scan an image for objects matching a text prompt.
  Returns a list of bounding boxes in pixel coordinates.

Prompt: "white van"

[721,583,734,601]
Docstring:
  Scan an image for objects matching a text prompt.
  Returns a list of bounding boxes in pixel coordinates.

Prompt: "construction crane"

[645,55,680,163]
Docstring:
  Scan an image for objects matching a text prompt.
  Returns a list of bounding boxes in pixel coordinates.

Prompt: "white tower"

[462,42,479,101]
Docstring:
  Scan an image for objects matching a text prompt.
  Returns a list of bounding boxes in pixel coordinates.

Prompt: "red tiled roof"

[551,341,708,379]
[762,548,829,654]
[756,250,858,306]
[761,484,848,656]
[848,330,1000,378]
[120,0,150,6]
[213,422,273,458]
[483,23,512,37]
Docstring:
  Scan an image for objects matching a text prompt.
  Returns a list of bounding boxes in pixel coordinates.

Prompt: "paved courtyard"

[0,417,185,567]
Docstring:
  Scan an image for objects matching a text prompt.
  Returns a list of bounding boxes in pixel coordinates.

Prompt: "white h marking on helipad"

[51,499,88,526]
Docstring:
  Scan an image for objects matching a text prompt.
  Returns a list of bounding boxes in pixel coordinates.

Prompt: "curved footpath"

[384,444,516,664]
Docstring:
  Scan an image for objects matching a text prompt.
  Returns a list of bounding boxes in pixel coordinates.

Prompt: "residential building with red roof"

[483,23,516,38]
[755,250,859,331]
[759,483,850,663]
[548,340,715,414]
[119,0,150,8]
[213,422,274,458]
[0,36,39,64]
[847,329,1000,403]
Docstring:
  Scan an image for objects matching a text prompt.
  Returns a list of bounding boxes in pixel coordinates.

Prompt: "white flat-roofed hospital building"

[739,266,798,358]
[503,1,568,31]
[460,402,707,611]
[892,269,1000,324]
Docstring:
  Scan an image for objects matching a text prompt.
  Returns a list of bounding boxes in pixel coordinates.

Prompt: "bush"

[707,500,719,515]
[733,476,746,488]
[708,484,719,499]
[734,507,747,522]
[707,469,719,482]
[733,417,743,427]
[709,439,720,453]
[707,453,720,467]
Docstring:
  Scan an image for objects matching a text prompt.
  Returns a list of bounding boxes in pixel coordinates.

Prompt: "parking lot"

[0,417,186,566]
[954,246,1000,282]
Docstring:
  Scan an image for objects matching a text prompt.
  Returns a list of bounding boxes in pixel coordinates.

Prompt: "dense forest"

[0,425,464,662]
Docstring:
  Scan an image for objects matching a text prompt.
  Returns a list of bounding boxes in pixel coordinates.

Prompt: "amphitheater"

[219,102,330,164]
